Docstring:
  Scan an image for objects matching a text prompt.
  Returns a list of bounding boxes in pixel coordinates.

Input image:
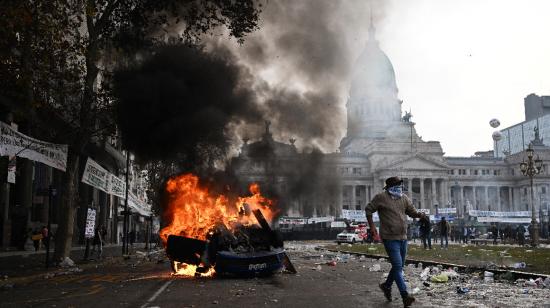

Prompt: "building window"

[474,170,478,175]
[355,188,361,197]
[353,167,361,175]
[524,188,528,195]
[343,205,349,210]
[542,187,547,194]
[511,169,515,176]
[356,204,361,210]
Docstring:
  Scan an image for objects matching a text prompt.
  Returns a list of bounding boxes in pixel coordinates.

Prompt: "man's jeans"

[382,240,408,297]
[440,234,448,248]
[421,233,432,249]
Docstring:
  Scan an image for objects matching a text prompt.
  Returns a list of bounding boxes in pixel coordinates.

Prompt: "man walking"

[419,216,432,249]
[366,176,425,307]
[439,217,450,248]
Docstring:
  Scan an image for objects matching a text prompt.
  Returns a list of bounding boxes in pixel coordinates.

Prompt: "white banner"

[81,158,109,193]
[469,210,530,217]
[128,192,152,216]
[0,121,68,171]
[308,216,334,224]
[417,209,431,215]
[477,217,538,223]
[108,174,126,199]
[342,209,379,222]
[437,208,456,214]
[279,217,308,225]
[85,208,96,238]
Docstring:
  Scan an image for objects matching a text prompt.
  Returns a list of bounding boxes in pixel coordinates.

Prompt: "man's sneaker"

[402,295,416,307]
[379,283,392,301]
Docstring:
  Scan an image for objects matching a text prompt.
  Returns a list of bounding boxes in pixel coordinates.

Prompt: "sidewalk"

[0,243,157,279]
[0,243,121,258]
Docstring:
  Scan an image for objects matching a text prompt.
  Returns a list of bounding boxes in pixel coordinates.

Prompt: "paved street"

[1,241,550,308]
[0,247,384,308]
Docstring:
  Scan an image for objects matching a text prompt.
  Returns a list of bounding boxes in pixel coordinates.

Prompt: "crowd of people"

[408,217,532,248]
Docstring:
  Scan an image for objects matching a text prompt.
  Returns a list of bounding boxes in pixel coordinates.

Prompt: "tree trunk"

[53,149,80,261]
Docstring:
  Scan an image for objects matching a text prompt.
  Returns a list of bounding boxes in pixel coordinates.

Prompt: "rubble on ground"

[285,241,550,307]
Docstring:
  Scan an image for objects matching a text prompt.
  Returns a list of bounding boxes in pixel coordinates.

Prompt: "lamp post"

[519,144,543,246]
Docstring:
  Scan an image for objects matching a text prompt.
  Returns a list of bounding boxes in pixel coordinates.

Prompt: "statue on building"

[402,111,413,123]
[532,126,544,146]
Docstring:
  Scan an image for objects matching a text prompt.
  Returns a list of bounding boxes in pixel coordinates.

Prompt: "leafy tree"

[0,0,261,260]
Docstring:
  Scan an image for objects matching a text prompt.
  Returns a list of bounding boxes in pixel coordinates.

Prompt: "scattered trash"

[430,274,449,283]
[417,262,423,269]
[326,260,337,266]
[315,265,322,271]
[456,286,470,294]
[484,271,494,283]
[212,300,219,305]
[443,269,459,279]
[369,264,381,272]
[423,282,431,287]
[543,277,550,288]
[524,279,537,287]
[411,287,420,295]
[59,257,75,268]
[525,250,533,253]
[513,262,526,269]
[420,267,430,281]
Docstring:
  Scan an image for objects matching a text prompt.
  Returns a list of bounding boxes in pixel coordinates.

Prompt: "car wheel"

[352,238,356,244]
[337,242,341,245]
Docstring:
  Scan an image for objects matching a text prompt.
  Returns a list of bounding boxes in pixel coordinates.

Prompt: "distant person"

[516,225,525,246]
[91,225,104,259]
[439,217,450,248]
[31,229,42,252]
[491,224,498,245]
[419,216,432,250]
[365,176,425,307]
[41,226,49,249]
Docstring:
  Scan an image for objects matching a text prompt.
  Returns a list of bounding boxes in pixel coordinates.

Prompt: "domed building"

[232,17,550,235]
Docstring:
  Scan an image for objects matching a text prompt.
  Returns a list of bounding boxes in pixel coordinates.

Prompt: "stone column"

[496,186,501,212]
[459,186,464,216]
[407,178,413,198]
[507,186,514,211]
[483,186,489,210]
[352,185,357,210]
[419,178,425,209]
[431,179,436,211]
[338,185,343,211]
[367,185,372,202]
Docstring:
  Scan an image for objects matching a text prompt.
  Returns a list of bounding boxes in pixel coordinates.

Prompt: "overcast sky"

[375,0,550,156]
[220,0,550,157]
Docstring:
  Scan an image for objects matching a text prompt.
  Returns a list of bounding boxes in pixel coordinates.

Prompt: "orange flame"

[159,173,278,277]
[171,261,215,277]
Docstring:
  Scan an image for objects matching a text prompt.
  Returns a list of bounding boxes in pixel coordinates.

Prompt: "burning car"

[160,174,295,277]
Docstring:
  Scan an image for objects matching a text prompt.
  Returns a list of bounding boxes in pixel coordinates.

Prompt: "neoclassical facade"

[231,21,550,220]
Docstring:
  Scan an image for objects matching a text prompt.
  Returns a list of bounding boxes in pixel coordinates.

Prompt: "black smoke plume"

[114,45,261,168]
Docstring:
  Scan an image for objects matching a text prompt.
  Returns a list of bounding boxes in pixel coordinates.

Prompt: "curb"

[326,248,550,280]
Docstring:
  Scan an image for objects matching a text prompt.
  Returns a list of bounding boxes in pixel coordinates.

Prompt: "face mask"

[387,185,403,198]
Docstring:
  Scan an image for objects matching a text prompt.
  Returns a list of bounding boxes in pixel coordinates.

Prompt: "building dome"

[345,19,403,138]
[350,41,398,98]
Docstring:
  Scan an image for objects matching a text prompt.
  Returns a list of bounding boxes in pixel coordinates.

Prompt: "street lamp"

[519,144,543,246]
